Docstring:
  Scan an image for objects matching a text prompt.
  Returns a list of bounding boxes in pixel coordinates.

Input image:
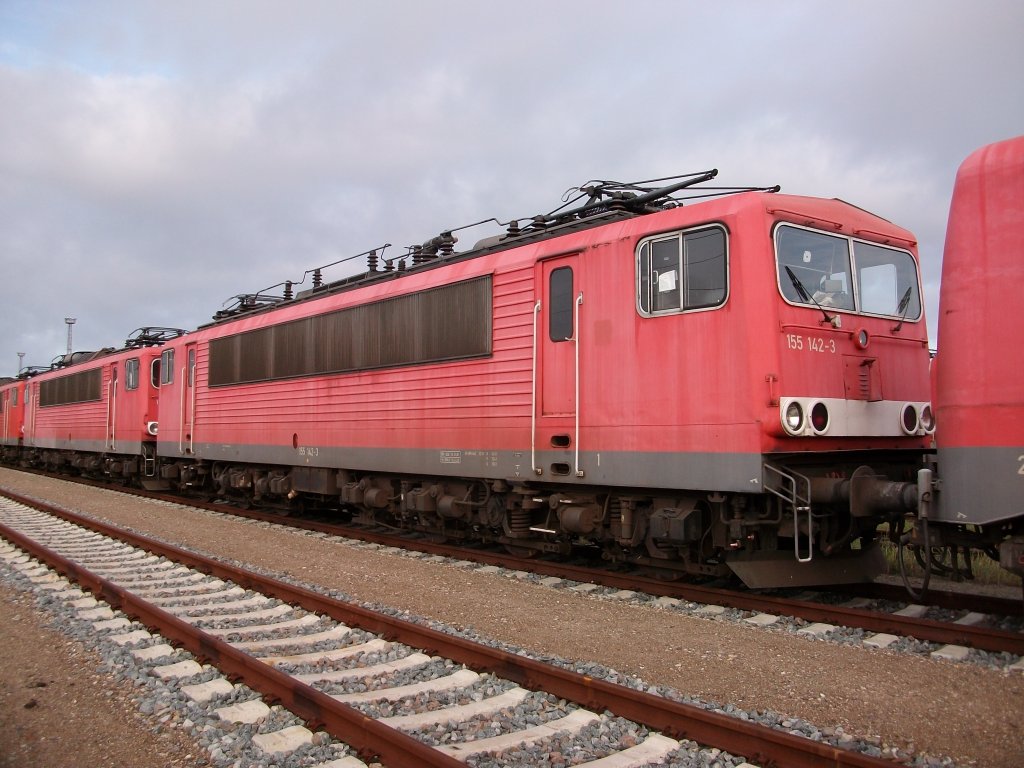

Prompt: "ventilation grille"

[843,356,881,402]
[209,276,493,387]
[39,368,102,407]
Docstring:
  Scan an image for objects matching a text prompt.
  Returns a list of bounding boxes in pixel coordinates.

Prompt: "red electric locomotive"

[0,378,26,462]
[152,173,932,587]
[20,329,182,480]
[913,135,1024,586]
[8,141,1022,591]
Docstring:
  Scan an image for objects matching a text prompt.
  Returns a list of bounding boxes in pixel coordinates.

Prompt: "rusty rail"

[193,502,1024,652]
[0,488,899,767]
[11,470,1024,628]
[129,487,1024,654]
[0,519,464,767]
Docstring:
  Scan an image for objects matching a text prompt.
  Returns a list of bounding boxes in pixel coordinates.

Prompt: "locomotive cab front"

[728,199,933,586]
[772,218,932,445]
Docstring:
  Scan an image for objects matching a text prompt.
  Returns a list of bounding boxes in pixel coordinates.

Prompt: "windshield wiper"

[891,286,913,332]
[785,266,839,327]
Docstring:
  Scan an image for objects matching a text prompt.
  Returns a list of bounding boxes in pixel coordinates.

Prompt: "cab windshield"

[775,224,921,320]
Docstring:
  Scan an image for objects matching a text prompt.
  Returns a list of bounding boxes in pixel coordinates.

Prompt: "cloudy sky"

[1,1,1021,376]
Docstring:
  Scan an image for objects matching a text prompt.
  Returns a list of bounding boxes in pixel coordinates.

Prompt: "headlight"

[784,401,805,434]
[900,403,919,434]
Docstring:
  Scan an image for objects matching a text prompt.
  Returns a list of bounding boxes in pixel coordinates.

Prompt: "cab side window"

[125,358,140,391]
[637,225,727,315]
[160,349,174,385]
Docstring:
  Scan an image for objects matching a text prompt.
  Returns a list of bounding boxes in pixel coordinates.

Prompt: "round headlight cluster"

[783,400,830,436]
[900,403,936,435]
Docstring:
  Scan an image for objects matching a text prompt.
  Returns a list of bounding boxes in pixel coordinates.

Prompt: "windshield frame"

[773,222,922,322]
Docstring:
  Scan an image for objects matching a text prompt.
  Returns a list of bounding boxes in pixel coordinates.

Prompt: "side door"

[106,362,118,450]
[534,253,583,476]
[181,343,198,454]
[23,382,35,446]
[148,353,162,435]
[157,346,186,455]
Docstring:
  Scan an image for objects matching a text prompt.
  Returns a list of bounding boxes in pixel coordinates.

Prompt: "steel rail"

[132,491,1024,654]
[0,519,464,768]
[284,528,1023,652]
[0,489,897,767]
[142,482,1024,618]
[9,468,1023,620]
[520,561,1024,655]
[5,471,1022,651]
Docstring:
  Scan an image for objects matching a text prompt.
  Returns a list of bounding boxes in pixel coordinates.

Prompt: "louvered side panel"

[190,264,536,451]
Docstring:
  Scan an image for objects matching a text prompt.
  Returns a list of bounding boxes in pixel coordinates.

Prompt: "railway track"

[4,470,1024,662]
[316,530,1024,659]
[0,491,905,768]
[87,482,1024,657]
[10,465,1024,630]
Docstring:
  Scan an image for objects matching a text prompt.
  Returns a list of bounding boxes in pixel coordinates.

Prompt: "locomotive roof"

[208,170,781,326]
[29,170,919,373]
[16,327,187,379]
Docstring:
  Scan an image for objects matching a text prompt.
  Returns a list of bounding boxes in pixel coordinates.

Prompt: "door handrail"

[530,300,542,476]
[574,291,584,478]
[178,366,186,454]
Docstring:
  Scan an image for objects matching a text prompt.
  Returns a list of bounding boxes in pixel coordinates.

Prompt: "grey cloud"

[1,1,1023,372]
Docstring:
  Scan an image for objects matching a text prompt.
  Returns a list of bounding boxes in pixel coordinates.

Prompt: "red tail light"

[810,402,829,433]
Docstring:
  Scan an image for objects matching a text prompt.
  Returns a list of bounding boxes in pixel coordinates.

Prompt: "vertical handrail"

[178,366,186,454]
[189,355,196,454]
[105,379,113,450]
[24,386,32,443]
[110,376,117,451]
[530,301,542,476]
[574,292,584,478]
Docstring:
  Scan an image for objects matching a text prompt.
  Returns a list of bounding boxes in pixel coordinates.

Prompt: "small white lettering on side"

[440,450,462,464]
